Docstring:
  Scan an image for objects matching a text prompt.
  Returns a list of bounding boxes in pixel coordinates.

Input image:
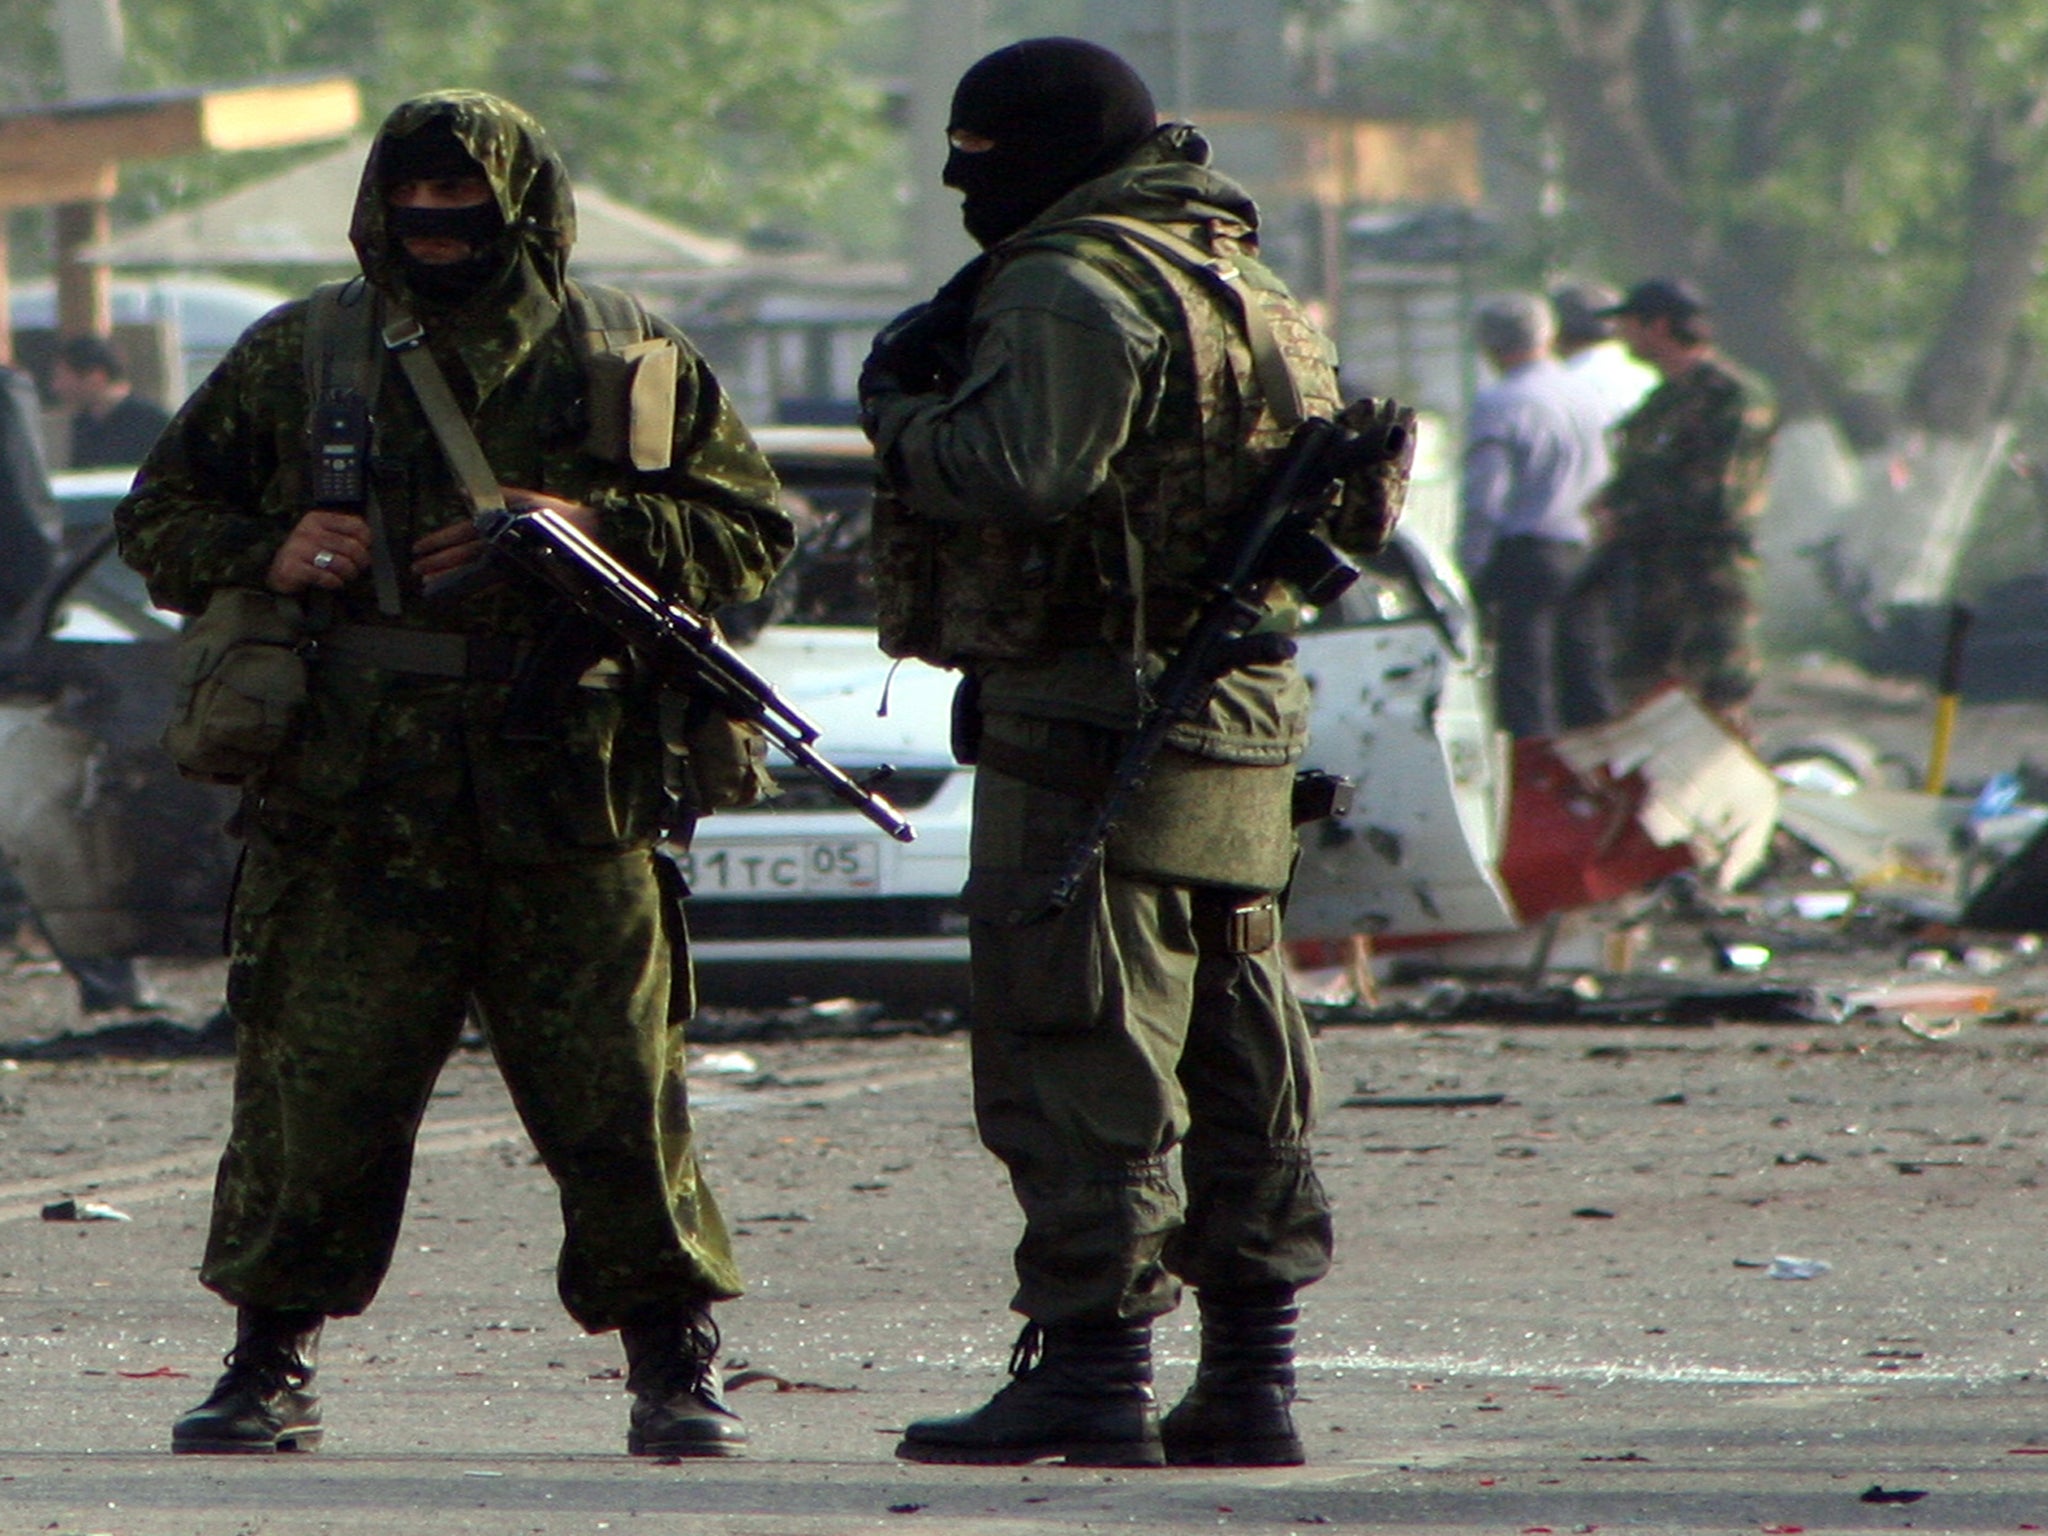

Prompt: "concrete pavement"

[4,1019,2048,1533]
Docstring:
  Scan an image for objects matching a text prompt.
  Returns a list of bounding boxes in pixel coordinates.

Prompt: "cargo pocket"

[222,826,305,1020]
[962,861,1124,1034]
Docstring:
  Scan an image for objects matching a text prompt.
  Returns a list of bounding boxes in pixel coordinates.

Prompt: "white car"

[684,427,1513,1005]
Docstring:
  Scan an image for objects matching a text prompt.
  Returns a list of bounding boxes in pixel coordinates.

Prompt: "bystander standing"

[1550,281,1658,429]
[1577,278,1779,728]
[51,335,174,469]
[1457,293,1611,738]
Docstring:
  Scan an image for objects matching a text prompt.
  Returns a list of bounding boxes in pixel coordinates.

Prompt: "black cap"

[1599,277,1708,322]
[948,37,1156,148]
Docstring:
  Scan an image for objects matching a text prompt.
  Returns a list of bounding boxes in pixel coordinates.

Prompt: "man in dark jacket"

[51,335,174,469]
[117,91,792,1459]
[861,39,1359,1469]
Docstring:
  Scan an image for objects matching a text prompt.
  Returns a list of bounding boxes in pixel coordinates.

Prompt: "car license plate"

[675,839,880,896]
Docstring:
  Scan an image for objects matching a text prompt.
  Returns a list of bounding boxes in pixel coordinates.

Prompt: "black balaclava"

[381,118,509,304]
[944,37,1158,248]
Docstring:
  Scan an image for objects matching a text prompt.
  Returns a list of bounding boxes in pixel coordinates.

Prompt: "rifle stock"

[1028,409,1410,922]
[475,506,916,844]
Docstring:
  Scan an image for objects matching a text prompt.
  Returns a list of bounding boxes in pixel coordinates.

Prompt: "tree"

[9,0,887,239]
[1396,0,2048,636]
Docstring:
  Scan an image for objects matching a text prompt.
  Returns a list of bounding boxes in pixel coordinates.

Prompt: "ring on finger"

[312,550,337,570]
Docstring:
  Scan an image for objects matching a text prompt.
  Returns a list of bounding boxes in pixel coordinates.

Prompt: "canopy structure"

[0,75,361,354]
[83,140,746,276]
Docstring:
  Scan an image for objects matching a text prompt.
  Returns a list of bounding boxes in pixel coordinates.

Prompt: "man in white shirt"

[1458,293,1613,737]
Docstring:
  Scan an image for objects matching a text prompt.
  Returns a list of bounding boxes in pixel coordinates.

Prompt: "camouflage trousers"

[1596,538,1760,712]
[201,815,738,1331]
[962,735,1335,1325]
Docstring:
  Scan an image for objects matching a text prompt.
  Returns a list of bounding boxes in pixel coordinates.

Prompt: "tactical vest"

[873,215,1342,667]
[301,276,675,615]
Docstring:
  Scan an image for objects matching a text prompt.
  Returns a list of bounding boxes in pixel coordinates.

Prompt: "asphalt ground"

[3,978,2048,1535]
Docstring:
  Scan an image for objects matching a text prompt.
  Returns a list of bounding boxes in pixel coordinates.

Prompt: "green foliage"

[1398,0,2048,424]
[79,0,889,241]
[0,0,63,107]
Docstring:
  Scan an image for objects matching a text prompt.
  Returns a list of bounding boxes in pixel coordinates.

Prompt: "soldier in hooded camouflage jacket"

[116,90,791,1460]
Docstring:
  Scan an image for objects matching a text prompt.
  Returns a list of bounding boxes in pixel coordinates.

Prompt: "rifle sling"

[381,309,509,519]
[304,280,405,617]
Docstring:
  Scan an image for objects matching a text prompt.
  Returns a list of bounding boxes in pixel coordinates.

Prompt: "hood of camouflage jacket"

[1002,123,1262,248]
[349,90,573,400]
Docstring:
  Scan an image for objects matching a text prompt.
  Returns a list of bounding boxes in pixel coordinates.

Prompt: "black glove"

[1329,396,1420,555]
[860,300,947,402]
[858,254,991,407]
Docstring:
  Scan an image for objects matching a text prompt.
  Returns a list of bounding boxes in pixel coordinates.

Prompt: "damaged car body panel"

[1287,537,1518,942]
[0,517,238,966]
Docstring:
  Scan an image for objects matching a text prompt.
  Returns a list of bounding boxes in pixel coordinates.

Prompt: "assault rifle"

[1029,407,1411,921]
[473,504,916,844]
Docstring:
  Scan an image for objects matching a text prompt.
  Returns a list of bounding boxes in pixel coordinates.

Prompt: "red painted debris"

[1497,739,1692,920]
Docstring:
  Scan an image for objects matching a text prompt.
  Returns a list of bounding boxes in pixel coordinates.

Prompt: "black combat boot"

[171,1307,324,1454]
[896,1320,1164,1466]
[1161,1289,1304,1466]
[621,1306,747,1457]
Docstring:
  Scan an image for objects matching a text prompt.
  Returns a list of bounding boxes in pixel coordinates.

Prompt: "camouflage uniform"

[1592,354,1778,712]
[862,127,1340,1327]
[115,93,791,1332]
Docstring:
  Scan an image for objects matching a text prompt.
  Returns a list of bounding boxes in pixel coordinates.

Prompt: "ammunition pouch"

[663,691,777,818]
[161,588,311,786]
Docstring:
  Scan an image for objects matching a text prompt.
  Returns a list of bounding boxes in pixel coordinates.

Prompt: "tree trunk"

[1902,132,2048,437]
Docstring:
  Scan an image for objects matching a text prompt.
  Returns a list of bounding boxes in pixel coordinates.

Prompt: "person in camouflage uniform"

[115,92,792,1459]
[1573,278,1779,724]
[859,39,1364,1470]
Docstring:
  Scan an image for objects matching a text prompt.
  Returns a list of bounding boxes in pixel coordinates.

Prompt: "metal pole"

[1924,603,1973,795]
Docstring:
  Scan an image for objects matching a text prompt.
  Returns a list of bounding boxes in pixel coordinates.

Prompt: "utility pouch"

[582,338,678,471]
[161,588,310,785]
[663,691,777,816]
[1290,768,1354,827]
